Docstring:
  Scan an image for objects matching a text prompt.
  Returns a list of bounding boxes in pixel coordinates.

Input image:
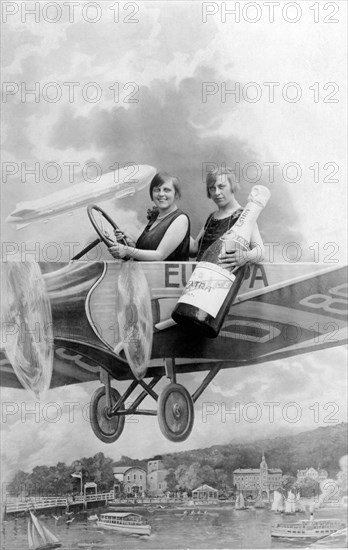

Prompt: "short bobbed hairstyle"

[206,167,240,198]
[149,172,181,200]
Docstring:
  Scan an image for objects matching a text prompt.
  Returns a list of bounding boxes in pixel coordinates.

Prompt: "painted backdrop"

[1,1,347,487]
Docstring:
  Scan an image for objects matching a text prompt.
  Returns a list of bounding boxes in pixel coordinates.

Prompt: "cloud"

[2,346,346,480]
[2,3,319,259]
[1,3,346,478]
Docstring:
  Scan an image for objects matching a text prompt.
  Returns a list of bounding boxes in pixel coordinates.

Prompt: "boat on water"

[235,493,248,510]
[284,490,296,515]
[28,510,61,550]
[96,512,151,535]
[271,518,346,540]
[87,514,98,521]
[271,490,284,513]
[295,491,306,513]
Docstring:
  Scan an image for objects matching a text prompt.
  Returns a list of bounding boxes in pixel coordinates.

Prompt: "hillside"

[114,423,347,483]
[9,424,346,497]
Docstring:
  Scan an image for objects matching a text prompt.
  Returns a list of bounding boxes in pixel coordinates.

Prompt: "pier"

[3,491,114,517]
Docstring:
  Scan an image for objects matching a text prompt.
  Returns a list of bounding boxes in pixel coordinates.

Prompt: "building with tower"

[147,456,169,496]
[112,457,169,497]
[233,453,282,501]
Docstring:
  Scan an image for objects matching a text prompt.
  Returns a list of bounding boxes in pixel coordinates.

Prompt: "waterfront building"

[113,466,147,496]
[147,458,165,474]
[296,467,328,483]
[147,456,168,496]
[192,484,218,501]
[233,454,282,500]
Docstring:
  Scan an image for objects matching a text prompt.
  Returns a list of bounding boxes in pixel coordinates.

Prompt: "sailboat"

[271,490,284,513]
[284,490,296,515]
[235,493,248,510]
[295,491,306,513]
[28,510,62,550]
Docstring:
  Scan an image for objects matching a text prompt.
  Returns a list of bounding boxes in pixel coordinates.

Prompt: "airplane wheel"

[158,383,194,442]
[90,387,125,443]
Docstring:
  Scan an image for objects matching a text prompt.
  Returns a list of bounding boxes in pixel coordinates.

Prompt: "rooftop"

[233,468,282,474]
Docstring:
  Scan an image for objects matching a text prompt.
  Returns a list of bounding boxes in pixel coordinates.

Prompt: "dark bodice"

[196,208,243,261]
[136,208,190,261]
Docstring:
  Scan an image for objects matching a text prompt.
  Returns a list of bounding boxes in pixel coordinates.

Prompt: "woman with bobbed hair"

[109,172,190,261]
[190,167,264,270]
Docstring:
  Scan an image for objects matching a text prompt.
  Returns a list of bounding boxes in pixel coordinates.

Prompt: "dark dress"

[136,209,190,261]
[196,208,243,261]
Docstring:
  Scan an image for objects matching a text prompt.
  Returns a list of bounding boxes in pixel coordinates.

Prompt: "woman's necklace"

[213,204,241,220]
[148,207,178,231]
[156,207,177,221]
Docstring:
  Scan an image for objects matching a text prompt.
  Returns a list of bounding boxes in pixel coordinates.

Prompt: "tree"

[29,466,51,497]
[214,469,228,491]
[91,453,115,491]
[165,469,177,492]
[54,462,71,495]
[174,464,189,490]
[8,470,30,497]
[280,475,297,493]
[200,465,216,485]
[175,463,202,491]
[295,477,320,499]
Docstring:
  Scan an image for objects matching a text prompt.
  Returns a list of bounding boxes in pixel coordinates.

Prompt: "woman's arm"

[109,215,189,261]
[189,226,205,257]
[218,223,265,271]
[247,223,265,262]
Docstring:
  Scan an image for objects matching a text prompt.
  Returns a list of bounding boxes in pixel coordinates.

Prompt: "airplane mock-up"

[1,205,347,443]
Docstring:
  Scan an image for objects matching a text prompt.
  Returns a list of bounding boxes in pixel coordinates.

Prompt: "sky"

[1,1,347,483]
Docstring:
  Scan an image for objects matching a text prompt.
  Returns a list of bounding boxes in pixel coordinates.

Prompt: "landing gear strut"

[90,359,222,443]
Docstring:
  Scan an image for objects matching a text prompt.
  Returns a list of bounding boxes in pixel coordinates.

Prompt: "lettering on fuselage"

[165,263,196,288]
[164,263,268,289]
[247,263,269,288]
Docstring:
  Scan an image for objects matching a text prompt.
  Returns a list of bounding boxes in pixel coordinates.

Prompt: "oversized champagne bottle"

[172,185,271,338]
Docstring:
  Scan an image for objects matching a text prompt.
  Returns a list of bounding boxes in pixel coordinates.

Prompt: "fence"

[4,491,114,514]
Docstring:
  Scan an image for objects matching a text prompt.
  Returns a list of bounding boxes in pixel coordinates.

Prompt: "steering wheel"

[87,204,127,247]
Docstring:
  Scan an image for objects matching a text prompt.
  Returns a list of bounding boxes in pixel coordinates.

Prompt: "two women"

[110,168,264,268]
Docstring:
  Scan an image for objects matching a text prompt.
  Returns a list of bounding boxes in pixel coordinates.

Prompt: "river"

[1,505,347,550]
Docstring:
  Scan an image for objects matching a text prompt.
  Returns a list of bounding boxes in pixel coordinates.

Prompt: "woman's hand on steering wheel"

[88,205,128,247]
[114,229,136,247]
[109,243,133,260]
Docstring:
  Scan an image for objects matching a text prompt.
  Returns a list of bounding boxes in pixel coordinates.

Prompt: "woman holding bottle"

[190,167,265,269]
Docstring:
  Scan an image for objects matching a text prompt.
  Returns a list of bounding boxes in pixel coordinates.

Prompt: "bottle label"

[221,231,249,251]
[177,261,236,318]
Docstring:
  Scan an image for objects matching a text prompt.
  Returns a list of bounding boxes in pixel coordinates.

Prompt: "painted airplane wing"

[231,264,347,364]
[0,262,347,389]
[150,264,347,369]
